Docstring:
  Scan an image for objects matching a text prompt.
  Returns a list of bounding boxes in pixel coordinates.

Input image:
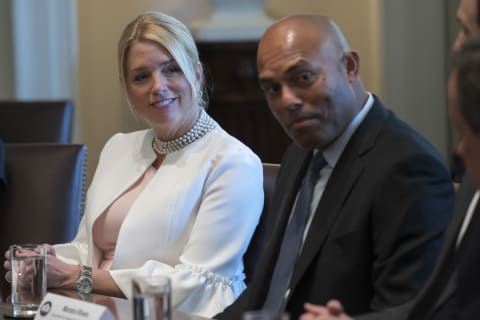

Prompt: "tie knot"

[306,152,327,183]
[310,152,327,173]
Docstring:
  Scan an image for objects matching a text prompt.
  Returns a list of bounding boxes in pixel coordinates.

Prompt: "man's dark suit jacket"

[216,97,454,320]
[354,178,476,320]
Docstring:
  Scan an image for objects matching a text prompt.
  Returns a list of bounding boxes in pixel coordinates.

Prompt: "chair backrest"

[243,162,280,284]
[0,143,87,300]
[0,100,74,143]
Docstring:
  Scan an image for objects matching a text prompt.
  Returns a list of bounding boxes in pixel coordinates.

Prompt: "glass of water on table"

[9,244,47,318]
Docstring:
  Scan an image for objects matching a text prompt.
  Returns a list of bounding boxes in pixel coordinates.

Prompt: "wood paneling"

[198,41,291,163]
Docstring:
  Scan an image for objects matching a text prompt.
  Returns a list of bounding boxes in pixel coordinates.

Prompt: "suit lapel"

[288,99,388,292]
[289,141,366,290]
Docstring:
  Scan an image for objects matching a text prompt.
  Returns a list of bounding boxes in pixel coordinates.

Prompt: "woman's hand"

[4,248,12,283]
[43,244,57,256]
[16,244,79,291]
[4,248,11,272]
[4,244,55,283]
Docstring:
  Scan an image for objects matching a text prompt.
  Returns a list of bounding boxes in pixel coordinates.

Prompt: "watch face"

[77,277,94,294]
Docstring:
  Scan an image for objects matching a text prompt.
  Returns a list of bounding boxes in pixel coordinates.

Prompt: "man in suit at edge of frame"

[445,36,480,320]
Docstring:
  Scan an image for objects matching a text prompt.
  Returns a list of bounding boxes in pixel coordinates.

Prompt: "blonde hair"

[118,12,207,109]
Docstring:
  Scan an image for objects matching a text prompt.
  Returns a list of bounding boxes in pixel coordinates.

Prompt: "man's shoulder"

[364,102,445,163]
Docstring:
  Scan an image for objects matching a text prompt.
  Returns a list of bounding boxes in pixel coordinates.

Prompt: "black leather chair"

[0,143,87,300]
[243,162,280,284]
[0,100,74,143]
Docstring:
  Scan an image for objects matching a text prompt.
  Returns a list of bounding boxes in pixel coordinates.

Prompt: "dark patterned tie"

[263,152,327,311]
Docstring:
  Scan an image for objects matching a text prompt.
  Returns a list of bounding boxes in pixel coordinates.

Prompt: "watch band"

[82,265,93,279]
[75,264,82,287]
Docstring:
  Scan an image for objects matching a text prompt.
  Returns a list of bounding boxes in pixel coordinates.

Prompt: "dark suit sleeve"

[368,150,454,311]
[354,301,412,320]
[214,284,255,319]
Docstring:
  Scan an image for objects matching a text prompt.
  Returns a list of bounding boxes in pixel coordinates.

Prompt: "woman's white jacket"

[55,127,264,317]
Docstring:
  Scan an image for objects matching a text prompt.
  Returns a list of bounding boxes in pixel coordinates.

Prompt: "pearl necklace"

[152,109,217,155]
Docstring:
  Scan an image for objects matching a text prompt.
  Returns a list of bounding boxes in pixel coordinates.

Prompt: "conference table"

[0,290,210,320]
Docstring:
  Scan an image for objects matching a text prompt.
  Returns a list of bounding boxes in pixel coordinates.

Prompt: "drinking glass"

[10,244,47,318]
[132,275,171,320]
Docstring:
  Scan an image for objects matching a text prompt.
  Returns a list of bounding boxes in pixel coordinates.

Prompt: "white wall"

[11,0,77,100]
[447,0,461,153]
[381,0,449,159]
[0,0,77,101]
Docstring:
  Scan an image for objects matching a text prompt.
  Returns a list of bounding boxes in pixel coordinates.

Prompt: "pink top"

[92,165,157,270]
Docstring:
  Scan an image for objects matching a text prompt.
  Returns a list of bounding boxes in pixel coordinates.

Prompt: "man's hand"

[299,300,353,320]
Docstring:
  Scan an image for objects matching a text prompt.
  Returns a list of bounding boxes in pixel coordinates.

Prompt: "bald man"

[297,1,480,319]
[215,15,454,320]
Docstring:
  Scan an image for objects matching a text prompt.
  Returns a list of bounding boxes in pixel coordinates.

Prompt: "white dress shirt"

[456,190,480,247]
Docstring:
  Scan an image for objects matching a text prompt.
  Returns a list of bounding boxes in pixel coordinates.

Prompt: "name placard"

[34,293,115,320]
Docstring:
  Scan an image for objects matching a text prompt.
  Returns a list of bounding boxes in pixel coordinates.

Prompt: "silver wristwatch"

[75,265,94,294]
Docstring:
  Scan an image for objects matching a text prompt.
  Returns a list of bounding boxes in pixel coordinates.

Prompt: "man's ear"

[343,50,360,81]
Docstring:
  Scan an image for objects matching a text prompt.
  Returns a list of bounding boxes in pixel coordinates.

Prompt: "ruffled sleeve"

[110,261,246,317]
